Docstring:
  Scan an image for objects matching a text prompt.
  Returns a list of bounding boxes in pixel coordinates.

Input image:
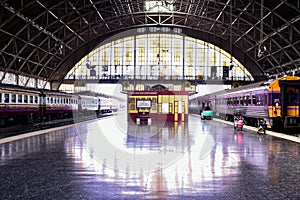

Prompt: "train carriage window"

[4,93,9,103]
[29,96,33,104]
[233,97,237,106]
[252,95,256,105]
[247,96,251,105]
[24,95,28,103]
[11,94,16,103]
[34,96,38,104]
[260,95,264,105]
[18,95,22,103]
[242,96,246,106]
[257,95,263,105]
[264,94,268,105]
[256,95,260,105]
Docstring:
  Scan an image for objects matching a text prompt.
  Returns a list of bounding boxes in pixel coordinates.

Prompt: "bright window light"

[145,1,174,12]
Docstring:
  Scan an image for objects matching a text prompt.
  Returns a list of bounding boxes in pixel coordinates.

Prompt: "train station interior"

[0,1,300,199]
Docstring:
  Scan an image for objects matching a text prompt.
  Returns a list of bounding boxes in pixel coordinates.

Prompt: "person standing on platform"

[257,119,267,134]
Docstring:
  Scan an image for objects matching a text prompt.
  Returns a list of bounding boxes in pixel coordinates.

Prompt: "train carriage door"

[279,80,300,128]
[287,89,298,116]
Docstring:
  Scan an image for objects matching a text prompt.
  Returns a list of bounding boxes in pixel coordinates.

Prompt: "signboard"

[137,100,151,108]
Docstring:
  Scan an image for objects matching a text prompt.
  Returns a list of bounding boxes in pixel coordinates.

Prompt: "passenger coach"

[0,84,117,127]
[190,76,300,130]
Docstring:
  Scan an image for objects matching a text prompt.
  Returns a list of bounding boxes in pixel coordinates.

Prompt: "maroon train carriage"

[0,83,113,127]
[0,84,42,126]
[40,90,77,121]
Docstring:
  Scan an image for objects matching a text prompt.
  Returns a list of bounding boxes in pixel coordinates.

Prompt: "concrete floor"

[0,114,299,199]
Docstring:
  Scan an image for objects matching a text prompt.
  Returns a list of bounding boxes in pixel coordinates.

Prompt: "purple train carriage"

[189,76,300,130]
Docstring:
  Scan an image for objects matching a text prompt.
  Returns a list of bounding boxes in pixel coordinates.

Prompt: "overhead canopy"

[0,0,299,88]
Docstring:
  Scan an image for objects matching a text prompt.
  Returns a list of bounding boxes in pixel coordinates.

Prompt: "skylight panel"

[145,1,174,12]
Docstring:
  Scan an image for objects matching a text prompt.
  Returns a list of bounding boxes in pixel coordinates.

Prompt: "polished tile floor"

[0,114,299,199]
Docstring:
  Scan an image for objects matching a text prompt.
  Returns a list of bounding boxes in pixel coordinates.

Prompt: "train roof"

[194,80,268,99]
[193,76,300,100]
[0,83,41,94]
[220,81,269,95]
[74,91,111,98]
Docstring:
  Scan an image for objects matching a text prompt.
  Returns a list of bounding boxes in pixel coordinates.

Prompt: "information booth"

[128,91,188,123]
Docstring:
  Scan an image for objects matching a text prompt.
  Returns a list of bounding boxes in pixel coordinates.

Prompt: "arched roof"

[1,0,299,89]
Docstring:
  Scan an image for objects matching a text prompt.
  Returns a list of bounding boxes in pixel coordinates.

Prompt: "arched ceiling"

[1,0,299,89]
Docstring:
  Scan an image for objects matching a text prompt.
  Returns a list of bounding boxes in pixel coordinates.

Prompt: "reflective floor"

[0,114,299,199]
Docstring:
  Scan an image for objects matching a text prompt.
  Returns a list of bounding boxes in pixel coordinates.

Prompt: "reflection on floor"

[0,115,299,199]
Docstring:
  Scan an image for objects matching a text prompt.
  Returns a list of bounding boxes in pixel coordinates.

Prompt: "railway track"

[0,115,111,139]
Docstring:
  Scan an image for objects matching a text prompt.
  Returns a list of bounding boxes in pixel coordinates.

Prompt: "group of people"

[233,115,267,134]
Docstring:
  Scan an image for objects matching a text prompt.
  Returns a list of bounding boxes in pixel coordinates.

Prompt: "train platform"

[0,114,299,199]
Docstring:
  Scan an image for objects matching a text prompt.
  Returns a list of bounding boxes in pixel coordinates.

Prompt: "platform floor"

[0,115,299,199]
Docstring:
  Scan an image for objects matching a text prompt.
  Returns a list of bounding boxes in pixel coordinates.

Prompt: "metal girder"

[0,0,299,89]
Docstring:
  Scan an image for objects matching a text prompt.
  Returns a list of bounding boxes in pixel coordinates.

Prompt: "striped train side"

[0,83,118,127]
[189,76,300,130]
